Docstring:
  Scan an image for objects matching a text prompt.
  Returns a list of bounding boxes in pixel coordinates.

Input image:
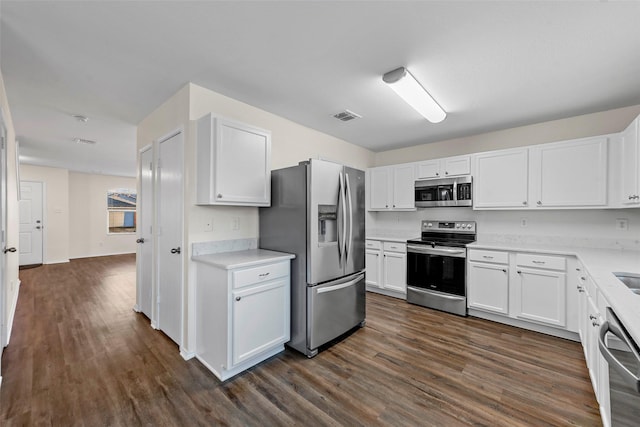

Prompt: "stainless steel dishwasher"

[599,308,640,427]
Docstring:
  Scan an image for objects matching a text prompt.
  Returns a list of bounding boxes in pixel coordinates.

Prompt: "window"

[107,189,136,234]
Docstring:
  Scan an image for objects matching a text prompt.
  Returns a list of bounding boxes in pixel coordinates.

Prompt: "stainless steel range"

[406,220,476,316]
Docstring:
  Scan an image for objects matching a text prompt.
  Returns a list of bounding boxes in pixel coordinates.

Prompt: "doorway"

[18,181,43,266]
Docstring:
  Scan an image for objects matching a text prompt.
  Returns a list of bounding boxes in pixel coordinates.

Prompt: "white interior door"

[18,181,43,266]
[138,147,153,319]
[157,132,183,345]
[0,121,6,356]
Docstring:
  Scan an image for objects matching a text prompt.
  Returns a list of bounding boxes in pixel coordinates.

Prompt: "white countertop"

[192,249,295,270]
[469,241,640,345]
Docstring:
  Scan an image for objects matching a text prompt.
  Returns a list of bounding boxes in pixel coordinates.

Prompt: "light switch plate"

[616,218,628,231]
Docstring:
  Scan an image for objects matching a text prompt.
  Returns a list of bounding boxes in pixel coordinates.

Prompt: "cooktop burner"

[407,220,477,248]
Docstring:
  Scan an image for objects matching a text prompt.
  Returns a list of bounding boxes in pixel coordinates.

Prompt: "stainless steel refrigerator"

[259,159,366,357]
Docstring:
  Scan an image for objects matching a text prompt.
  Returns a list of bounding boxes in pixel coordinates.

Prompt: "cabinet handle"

[502,269,507,273]
[576,267,581,271]
[629,195,634,200]
[3,247,16,253]
[170,247,181,254]
[580,276,586,281]
[258,272,270,278]
[536,201,542,205]
[482,255,494,259]
[136,238,145,244]
[532,260,545,265]
[592,320,600,327]
[578,288,585,293]
[235,296,241,301]
[577,285,583,291]
[589,314,597,320]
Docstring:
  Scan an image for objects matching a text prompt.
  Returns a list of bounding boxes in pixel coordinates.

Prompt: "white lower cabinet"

[365,239,406,297]
[467,248,573,336]
[195,258,291,381]
[468,250,509,314]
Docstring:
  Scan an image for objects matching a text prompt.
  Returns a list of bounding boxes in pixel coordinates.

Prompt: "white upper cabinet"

[473,148,529,209]
[416,155,470,179]
[196,113,271,206]
[619,116,640,206]
[529,136,608,208]
[368,163,416,211]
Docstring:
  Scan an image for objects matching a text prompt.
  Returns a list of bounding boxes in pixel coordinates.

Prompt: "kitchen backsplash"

[191,238,258,256]
[367,208,640,251]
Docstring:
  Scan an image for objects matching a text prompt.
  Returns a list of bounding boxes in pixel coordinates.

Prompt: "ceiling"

[2,1,640,178]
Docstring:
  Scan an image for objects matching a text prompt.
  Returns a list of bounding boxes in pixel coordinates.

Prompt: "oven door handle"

[407,245,466,257]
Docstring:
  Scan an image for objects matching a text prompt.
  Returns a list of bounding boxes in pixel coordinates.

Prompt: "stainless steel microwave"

[415,176,472,207]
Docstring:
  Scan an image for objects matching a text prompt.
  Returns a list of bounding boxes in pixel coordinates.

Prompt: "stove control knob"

[467,224,473,229]
[455,224,461,228]
[427,223,433,227]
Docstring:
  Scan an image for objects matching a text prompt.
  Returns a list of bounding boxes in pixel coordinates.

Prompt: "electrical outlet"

[232,217,240,231]
[520,218,527,227]
[204,218,213,232]
[616,218,629,231]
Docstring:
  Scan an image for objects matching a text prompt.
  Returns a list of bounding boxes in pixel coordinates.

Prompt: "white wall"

[20,164,70,264]
[375,104,640,166]
[69,172,137,259]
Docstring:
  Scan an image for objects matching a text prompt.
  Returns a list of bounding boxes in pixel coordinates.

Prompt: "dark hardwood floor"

[1,254,601,426]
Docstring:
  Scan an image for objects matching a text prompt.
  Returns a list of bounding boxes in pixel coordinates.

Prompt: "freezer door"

[308,159,346,284]
[308,272,366,351]
[344,166,365,275]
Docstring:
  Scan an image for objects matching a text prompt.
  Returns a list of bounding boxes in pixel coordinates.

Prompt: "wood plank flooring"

[1,254,601,426]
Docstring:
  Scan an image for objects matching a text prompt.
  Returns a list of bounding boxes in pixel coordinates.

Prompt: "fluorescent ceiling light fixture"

[382,67,446,123]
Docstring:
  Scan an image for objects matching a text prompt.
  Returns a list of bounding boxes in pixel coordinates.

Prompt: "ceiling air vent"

[72,137,97,145]
[333,109,362,122]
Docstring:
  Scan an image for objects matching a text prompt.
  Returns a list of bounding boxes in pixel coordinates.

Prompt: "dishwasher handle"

[599,320,640,393]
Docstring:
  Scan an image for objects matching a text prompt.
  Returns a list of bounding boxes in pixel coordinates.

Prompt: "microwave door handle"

[598,320,640,392]
[345,173,353,264]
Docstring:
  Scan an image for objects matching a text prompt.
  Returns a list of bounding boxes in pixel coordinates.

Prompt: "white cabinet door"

[383,251,406,294]
[443,155,471,177]
[585,294,600,396]
[392,164,416,209]
[196,114,271,206]
[531,137,608,208]
[365,249,382,288]
[467,262,509,314]
[473,148,529,208]
[416,160,440,179]
[232,279,288,366]
[369,167,391,210]
[620,117,640,205]
[514,268,566,327]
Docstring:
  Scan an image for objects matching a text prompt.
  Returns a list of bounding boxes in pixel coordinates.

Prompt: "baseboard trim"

[468,309,580,342]
[150,321,158,330]
[132,304,141,313]
[180,349,195,361]
[5,280,21,346]
[69,251,135,260]
[366,286,407,300]
[45,259,70,265]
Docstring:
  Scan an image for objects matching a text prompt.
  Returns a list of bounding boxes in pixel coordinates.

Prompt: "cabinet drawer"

[516,253,565,271]
[365,240,382,250]
[233,262,289,289]
[468,249,508,264]
[383,241,406,253]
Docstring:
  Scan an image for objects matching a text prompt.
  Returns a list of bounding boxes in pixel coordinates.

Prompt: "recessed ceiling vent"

[333,109,362,122]
[72,137,97,145]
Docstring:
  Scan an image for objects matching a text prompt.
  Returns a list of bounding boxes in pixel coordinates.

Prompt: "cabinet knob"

[435,172,439,176]
[235,296,241,301]
[589,314,597,320]
[629,195,634,200]
[581,276,586,281]
[217,193,223,199]
[522,201,527,205]
[536,201,542,205]
[502,269,507,273]
[516,270,522,274]
[592,320,600,327]
[393,204,396,208]
[385,205,388,208]
[445,171,448,175]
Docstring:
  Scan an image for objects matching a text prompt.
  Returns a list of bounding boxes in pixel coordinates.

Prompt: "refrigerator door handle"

[337,172,345,267]
[345,173,353,264]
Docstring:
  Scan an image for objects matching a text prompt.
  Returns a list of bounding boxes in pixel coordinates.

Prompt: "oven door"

[407,245,466,296]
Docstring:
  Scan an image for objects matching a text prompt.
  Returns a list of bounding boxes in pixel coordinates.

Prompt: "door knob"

[4,247,16,253]
[136,238,145,244]
[170,247,181,254]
